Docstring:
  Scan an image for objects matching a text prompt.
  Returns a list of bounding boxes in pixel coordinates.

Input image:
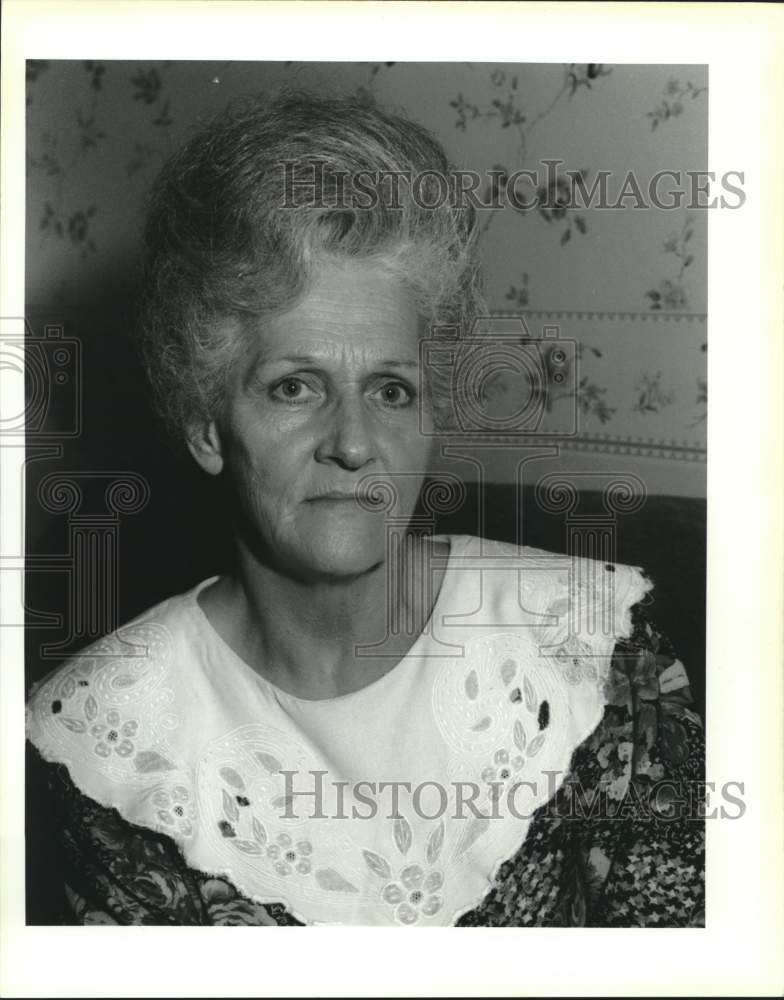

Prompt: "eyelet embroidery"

[267,833,313,877]
[479,746,528,804]
[432,634,561,769]
[27,542,654,926]
[363,818,447,925]
[151,783,197,837]
[551,634,599,685]
[382,865,444,923]
[30,622,178,779]
[201,725,361,899]
[91,710,139,759]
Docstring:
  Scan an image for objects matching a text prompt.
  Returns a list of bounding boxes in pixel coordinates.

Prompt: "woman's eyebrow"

[270,354,322,366]
[247,353,321,373]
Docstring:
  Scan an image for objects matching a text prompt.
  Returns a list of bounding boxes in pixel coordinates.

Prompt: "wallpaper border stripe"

[473,309,707,460]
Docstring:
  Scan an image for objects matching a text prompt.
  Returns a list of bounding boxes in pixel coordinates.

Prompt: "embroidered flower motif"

[480,747,527,802]
[382,864,444,924]
[90,709,138,759]
[266,833,313,877]
[551,635,597,685]
[363,818,446,923]
[151,784,196,837]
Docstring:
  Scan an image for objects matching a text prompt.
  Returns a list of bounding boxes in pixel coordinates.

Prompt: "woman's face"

[192,257,436,580]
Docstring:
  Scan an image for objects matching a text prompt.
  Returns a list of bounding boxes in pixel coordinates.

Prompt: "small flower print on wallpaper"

[27,61,178,260]
[646,77,707,131]
[26,61,706,454]
[632,372,676,416]
[645,216,697,312]
[449,66,599,246]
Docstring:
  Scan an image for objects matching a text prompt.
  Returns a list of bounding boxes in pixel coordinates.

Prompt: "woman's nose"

[314,395,376,470]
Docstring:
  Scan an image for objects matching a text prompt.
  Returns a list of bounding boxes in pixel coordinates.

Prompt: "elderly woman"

[26,94,704,926]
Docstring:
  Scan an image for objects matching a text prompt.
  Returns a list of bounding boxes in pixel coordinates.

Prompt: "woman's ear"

[186,420,224,476]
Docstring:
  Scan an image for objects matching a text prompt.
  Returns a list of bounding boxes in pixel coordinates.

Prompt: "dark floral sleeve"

[567,603,705,926]
[457,603,705,927]
[25,742,300,926]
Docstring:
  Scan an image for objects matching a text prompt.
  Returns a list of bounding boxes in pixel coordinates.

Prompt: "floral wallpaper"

[25,61,708,489]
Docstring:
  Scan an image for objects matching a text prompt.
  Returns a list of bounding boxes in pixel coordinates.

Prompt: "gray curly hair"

[138,92,484,448]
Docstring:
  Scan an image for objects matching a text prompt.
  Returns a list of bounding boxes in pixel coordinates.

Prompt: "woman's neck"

[198,534,449,700]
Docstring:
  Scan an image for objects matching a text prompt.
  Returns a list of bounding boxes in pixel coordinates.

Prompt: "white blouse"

[26,535,652,926]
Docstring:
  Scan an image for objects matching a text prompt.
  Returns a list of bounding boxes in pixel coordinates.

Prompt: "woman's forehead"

[252,257,423,364]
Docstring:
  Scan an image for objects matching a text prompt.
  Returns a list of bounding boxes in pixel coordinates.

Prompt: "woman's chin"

[304,541,385,580]
[293,513,388,579]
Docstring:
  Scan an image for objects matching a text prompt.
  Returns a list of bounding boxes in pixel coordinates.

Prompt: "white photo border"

[1,2,782,996]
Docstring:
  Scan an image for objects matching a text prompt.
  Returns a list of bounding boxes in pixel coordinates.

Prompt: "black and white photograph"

[2,2,782,997]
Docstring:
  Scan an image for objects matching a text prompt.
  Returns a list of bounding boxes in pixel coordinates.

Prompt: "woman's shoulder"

[447,533,650,575]
[25,578,219,789]
[26,579,213,705]
[24,576,232,859]
[444,534,654,635]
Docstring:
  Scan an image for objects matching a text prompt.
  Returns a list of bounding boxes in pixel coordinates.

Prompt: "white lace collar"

[27,536,651,925]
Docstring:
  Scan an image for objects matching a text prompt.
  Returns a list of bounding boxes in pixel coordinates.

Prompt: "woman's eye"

[270,377,318,403]
[374,381,413,407]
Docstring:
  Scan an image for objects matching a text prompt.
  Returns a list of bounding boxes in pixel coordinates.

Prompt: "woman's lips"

[305,490,381,505]
[306,491,366,501]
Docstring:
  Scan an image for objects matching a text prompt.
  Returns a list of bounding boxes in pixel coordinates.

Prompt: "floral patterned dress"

[26,604,704,926]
